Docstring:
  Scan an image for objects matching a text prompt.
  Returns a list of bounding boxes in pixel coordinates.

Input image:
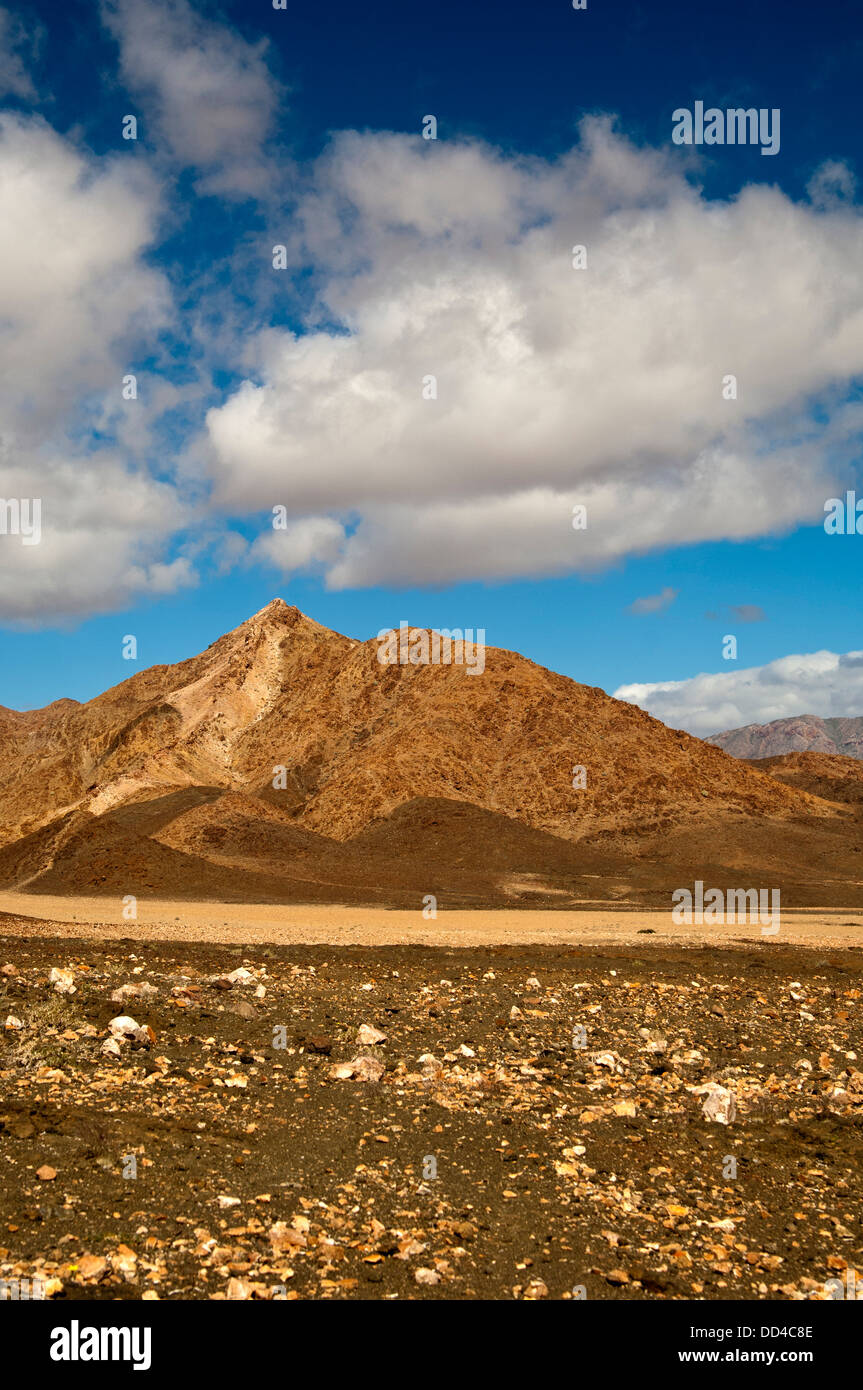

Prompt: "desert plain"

[1,603,862,1303]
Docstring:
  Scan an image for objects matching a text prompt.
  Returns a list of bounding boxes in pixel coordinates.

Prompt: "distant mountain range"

[708,715,863,761]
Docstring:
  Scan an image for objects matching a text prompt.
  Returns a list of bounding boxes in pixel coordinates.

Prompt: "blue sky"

[0,0,861,735]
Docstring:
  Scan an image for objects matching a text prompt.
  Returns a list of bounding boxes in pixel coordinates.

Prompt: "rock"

[230,1000,256,1020]
[612,1100,637,1118]
[76,1255,107,1281]
[458,1043,476,1057]
[110,982,158,1003]
[330,1055,386,1083]
[523,1278,549,1299]
[49,968,76,995]
[605,1268,630,1285]
[111,1246,138,1281]
[36,1165,57,1180]
[218,1195,241,1209]
[100,1038,122,1057]
[415,1267,441,1285]
[418,1053,443,1078]
[356,1024,386,1046]
[306,1035,332,1054]
[1,963,18,976]
[224,968,254,985]
[595,1051,619,1070]
[108,1014,140,1038]
[4,1015,23,1029]
[268,1221,307,1252]
[697,1082,737,1125]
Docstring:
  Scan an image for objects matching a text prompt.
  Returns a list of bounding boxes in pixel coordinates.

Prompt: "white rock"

[111,982,158,1003]
[698,1082,737,1125]
[49,968,76,995]
[356,1024,386,1046]
[4,1015,23,1029]
[330,1055,385,1083]
[108,1015,140,1038]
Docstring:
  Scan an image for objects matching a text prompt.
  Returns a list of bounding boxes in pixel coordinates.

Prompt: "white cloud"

[0,115,169,436]
[0,452,196,621]
[252,516,346,575]
[0,7,40,100]
[628,586,677,615]
[807,159,856,210]
[202,119,863,588]
[614,650,863,737]
[102,0,281,197]
[0,114,194,619]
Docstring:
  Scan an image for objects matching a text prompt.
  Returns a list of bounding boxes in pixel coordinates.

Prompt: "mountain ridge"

[1,601,860,907]
[708,714,863,761]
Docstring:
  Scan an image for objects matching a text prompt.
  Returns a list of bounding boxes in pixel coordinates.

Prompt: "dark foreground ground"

[1,936,861,1301]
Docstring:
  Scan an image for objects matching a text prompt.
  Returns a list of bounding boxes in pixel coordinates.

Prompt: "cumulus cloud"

[102,0,281,197]
[0,452,197,621]
[628,586,677,615]
[0,115,169,434]
[201,119,863,588]
[251,516,346,574]
[614,650,863,737]
[0,114,195,619]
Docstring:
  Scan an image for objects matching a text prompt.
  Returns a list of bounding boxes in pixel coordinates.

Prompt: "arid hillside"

[0,600,859,906]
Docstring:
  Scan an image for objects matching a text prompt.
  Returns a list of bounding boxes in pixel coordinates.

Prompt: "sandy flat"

[0,891,861,949]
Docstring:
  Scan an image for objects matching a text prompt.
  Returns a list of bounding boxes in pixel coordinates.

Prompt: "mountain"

[0,599,859,907]
[744,752,863,807]
[708,714,863,761]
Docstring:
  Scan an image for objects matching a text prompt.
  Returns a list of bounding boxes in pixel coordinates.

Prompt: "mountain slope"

[708,714,863,761]
[0,599,825,851]
[1,600,860,907]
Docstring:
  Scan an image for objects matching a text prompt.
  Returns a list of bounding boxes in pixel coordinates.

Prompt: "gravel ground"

[1,935,862,1302]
